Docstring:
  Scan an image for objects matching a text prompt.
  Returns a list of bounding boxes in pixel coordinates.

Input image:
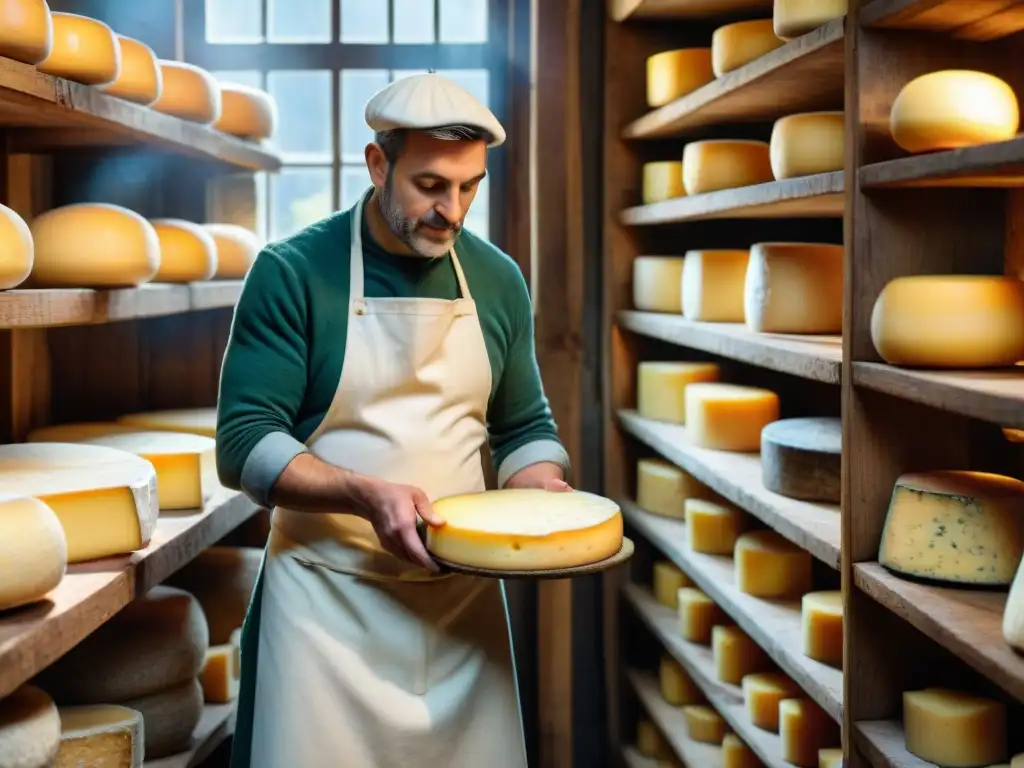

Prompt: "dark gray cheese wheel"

[761,417,841,503]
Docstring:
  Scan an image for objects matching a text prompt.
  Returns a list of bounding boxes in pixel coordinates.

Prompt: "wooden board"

[860,136,1024,188]
[629,668,725,767]
[609,0,772,21]
[146,702,237,768]
[855,720,938,768]
[860,0,1024,41]
[431,538,635,579]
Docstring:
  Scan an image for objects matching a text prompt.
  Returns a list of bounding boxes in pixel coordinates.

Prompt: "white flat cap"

[364,73,506,148]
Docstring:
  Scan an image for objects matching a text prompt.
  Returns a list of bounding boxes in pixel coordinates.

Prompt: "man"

[218,73,570,768]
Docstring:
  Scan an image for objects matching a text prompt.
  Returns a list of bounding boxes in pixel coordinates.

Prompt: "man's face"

[369,132,487,258]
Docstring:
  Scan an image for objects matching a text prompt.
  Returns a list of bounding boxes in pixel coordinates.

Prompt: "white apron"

[249,196,528,768]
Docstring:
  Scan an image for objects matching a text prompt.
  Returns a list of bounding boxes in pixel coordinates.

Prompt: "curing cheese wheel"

[100,35,162,106]
[677,587,725,644]
[779,699,839,767]
[29,203,160,288]
[637,361,721,424]
[646,48,714,108]
[686,498,745,555]
[214,83,277,140]
[166,546,263,644]
[683,705,726,744]
[682,140,773,195]
[681,249,749,322]
[642,161,685,205]
[743,672,801,732]
[37,13,120,86]
[637,719,669,759]
[773,0,847,40]
[117,407,217,437]
[735,530,811,598]
[0,494,66,612]
[200,633,242,703]
[150,219,219,282]
[653,559,690,608]
[903,689,1006,767]
[871,275,1024,368]
[425,489,623,571]
[890,70,1019,154]
[0,0,52,65]
[638,458,715,519]
[802,591,843,667]
[722,734,761,768]
[760,417,841,503]
[121,678,203,760]
[770,112,845,180]
[712,19,783,77]
[152,60,221,125]
[744,242,844,334]
[633,256,684,313]
[713,626,768,685]
[660,656,701,705]
[54,705,143,768]
[685,382,780,452]
[203,223,260,279]
[0,203,33,290]
[0,685,60,768]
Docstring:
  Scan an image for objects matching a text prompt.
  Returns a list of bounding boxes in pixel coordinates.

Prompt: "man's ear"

[365,143,390,188]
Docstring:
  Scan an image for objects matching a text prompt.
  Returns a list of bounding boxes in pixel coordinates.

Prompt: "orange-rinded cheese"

[29,203,160,288]
[150,219,219,282]
[214,83,277,140]
[686,497,745,555]
[201,634,242,703]
[735,530,812,598]
[0,0,53,65]
[152,60,222,124]
[117,407,217,437]
[653,559,691,608]
[0,202,34,290]
[633,256,685,313]
[638,361,721,424]
[713,625,769,685]
[743,672,801,732]
[681,249,749,322]
[677,587,726,644]
[642,162,686,205]
[660,656,702,706]
[712,19,783,77]
[684,382,780,452]
[744,242,844,334]
[903,688,1007,767]
[55,704,143,768]
[203,223,261,279]
[723,733,763,768]
[682,140,773,196]
[773,0,847,40]
[802,591,843,666]
[0,494,66,612]
[683,705,727,744]
[100,35,161,105]
[646,48,714,107]
[37,12,120,86]
[0,685,61,768]
[770,112,845,180]
[638,458,716,519]
[780,699,840,767]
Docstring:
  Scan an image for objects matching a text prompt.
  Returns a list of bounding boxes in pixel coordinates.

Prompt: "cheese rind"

[761,417,842,503]
[681,249,750,322]
[744,242,844,334]
[0,202,34,290]
[802,591,843,667]
[684,383,780,452]
[653,560,691,608]
[633,256,685,313]
[642,162,686,205]
[682,140,773,196]
[0,685,61,768]
[100,35,161,105]
[0,0,53,65]
[214,83,277,140]
[637,361,720,424]
[37,12,120,85]
[150,219,219,283]
[117,407,217,437]
[167,546,263,644]
[646,48,714,107]
[773,0,847,40]
[121,678,204,760]
[0,494,66,612]
[683,705,727,744]
[770,112,845,180]
[723,733,763,768]
[686,497,745,555]
[713,625,769,685]
[780,699,840,767]
[152,60,222,124]
[712,19,783,77]
[903,688,1006,767]
[638,458,717,519]
[203,223,261,279]
[660,656,703,706]
[735,530,812,598]
[743,672,801,732]
[677,587,726,644]
[55,704,144,768]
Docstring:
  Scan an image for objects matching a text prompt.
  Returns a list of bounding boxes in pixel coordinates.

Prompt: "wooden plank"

[855,721,938,768]
[628,669,725,768]
[622,19,845,139]
[145,703,237,768]
[860,0,1024,41]
[609,0,772,21]
[859,136,1024,188]
[189,281,245,312]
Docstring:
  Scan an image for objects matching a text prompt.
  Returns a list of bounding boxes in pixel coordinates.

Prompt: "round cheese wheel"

[214,83,277,140]
[117,407,217,437]
[29,203,160,288]
[152,60,221,125]
[166,546,263,644]
[0,203,34,290]
[646,48,714,108]
[890,70,1019,154]
[761,417,841,503]
[150,218,218,282]
[0,494,66,612]
[773,0,847,40]
[633,256,684,313]
[122,678,203,760]
[0,685,60,768]
[203,223,260,279]
[744,242,844,334]
[100,35,162,106]
[0,0,53,65]
[642,161,686,205]
[37,12,120,86]
[681,249,749,322]
[682,140,773,195]
[870,275,1024,368]
[712,19,783,77]
[770,111,845,180]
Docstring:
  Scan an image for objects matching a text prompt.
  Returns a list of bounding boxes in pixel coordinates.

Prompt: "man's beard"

[377,181,461,259]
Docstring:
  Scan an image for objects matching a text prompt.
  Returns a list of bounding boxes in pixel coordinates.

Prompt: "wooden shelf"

[618,311,842,384]
[146,702,237,768]
[860,137,1024,188]
[856,721,936,768]
[609,0,772,21]
[622,19,845,139]
[621,172,845,225]
[852,362,1024,429]
[619,411,841,567]
[629,668,725,768]
[0,57,281,172]
[622,507,843,721]
[855,562,1024,703]
[0,490,259,699]
[859,0,1024,41]
[622,746,659,768]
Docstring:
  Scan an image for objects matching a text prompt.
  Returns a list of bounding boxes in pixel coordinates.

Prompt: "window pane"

[271,168,333,240]
[439,0,487,43]
[464,174,489,241]
[212,70,263,90]
[340,0,388,43]
[267,71,332,162]
[393,0,435,43]
[340,165,372,210]
[340,69,388,163]
[268,0,331,42]
[205,0,263,42]
[436,68,489,107]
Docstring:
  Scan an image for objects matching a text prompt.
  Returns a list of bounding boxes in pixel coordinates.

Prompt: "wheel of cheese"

[685,383,780,452]
[633,256,684,313]
[0,685,60,768]
[642,161,685,205]
[152,60,222,125]
[773,0,847,40]
[116,407,217,437]
[761,417,841,503]
[712,19,783,77]
[55,705,144,768]
[646,48,714,108]
[37,13,120,86]
[425,489,623,571]
[0,203,34,290]
[637,361,721,424]
[0,494,66,612]
[743,672,802,731]
[121,678,204,760]
[29,203,160,288]
[744,242,844,334]
[890,71,1019,154]
[167,546,263,644]
[682,140,773,196]
[870,275,1024,368]
[214,83,277,141]
[770,112,845,180]
[100,35,162,106]
[0,0,52,65]
[202,223,260,279]
[903,689,1007,767]
[150,219,218,282]
[681,249,749,322]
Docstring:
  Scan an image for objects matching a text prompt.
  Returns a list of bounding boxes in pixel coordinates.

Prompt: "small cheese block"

[677,587,726,644]
[203,223,261,279]
[903,688,1007,767]
[121,678,204,760]
[723,733,763,768]
[638,458,718,519]
[653,560,691,609]
[0,494,66,612]
[879,471,1024,586]
[780,698,840,767]
[870,275,1024,368]
[761,417,842,503]
[201,636,241,703]
[167,546,263,644]
[735,530,812,598]
[0,442,157,564]
[684,383,780,452]
[743,672,801,732]
[642,162,686,205]
[802,591,843,667]
[660,656,702,706]
[713,625,769,685]
[682,140,773,196]
[683,705,727,744]
[891,70,1019,154]
[214,83,277,140]
[633,256,685,313]
[0,203,33,290]
[37,13,119,86]
[773,0,847,40]
[686,497,745,555]
[744,242,844,334]
[150,219,219,283]
[818,748,843,768]
[637,361,720,424]
[55,704,144,768]
[117,407,217,437]
[0,0,52,65]
[152,60,222,124]
[425,489,623,571]
[646,48,714,107]
[681,249,749,322]
[100,35,161,105]
[770,112,845,180]
[0,685,61,768]
[637,719,670,759]
[29,203,160,289]
[712,19,783,77]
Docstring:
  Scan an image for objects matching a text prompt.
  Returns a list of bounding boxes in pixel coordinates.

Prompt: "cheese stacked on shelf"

[769,112,844,180]
[713,625,768,685]
[735,530,812,598]
[633,256,685,313]
[150,219,219,282]
[117,407,218,437]
[0,0,53,65]
[645,48,714,107]
[681,249,749,323]
[204,223,262,279]
[637,361,720,424]
[682,704,726,744]
[779,698,840,767]
[903,688,1007,766]
[722,733,762,768]
[167,546,263,645]
[100,35,162,105]
[677,587,726,644]
[37,13,120,85]
[201,629,243,703]
[682,140,773,195]
[801,591,843,667]
[638,458,717,519]
[685,383,779,452]
[0,203,34,290]
[636,718,671,760]
[686,497,746,555]
[744,242,844,334]
[215,83,278,141]
[761,417,842,504]
[54,704,144,768]
[642,162,686,205]
[153,60,222,124]
[659,656,703,706]
[742,672,801,732]
[653,560,691,608]
[773,0,847,40]
[711,19,783,77]
[0,685,61,768]
[0,494,66,612]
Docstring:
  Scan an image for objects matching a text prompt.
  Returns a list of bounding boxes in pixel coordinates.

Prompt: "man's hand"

[505,461,571,492]
[352,477,446,572]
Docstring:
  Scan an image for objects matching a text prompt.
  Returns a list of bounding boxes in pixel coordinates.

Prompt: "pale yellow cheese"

[870,275,1024,368]
[683,705,726,744]
[0,685,60,768]
[642,162,686,205]
[818,748,843,768]
[203,223,261,279]
[890,71,1019,154]
[682,140,773,196]
[879,471,1024,586]
[684,383,780,452]
[150,219,219,283]
[744,242,844,334]
[637,718,670,759]
[55,704,143,768]
[425,489,622,571]
[1012,754,1024,768]
[37,13,119,85]
[167,546,263,644]
[660,656,702,706]
[677,587,726,644]
[152,60,222,125]
[0,442,157,564]
[743,672,801,732]
[638,458,717,519]
[646,48,714,107]
[121,678,203,760]
[637,361,720,424]
[773,0,847,40]
[0,494,66,612]
[117,407,217,437]
[214,83,277,141]
[0,202,34,290]
[100,35,161,105]
[0,0,53,65]
[780,698,840,767]
[713,625,769,685]
[770,112,844,180]
[735,530,812,598]
[681,249,749,322]
[633,256,684,313]
[723,733,763,768]
[201,637,241,703]
[903,688,1006,767]
[712,19,783,77]
[686,497,745,555]
[802,591,843,667]
[653,560,691,608]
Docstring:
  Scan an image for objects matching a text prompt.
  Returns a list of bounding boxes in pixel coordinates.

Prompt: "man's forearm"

[268,452,377,515]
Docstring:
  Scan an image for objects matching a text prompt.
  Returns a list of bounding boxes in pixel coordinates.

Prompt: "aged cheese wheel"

[166,546,263,644]
[121,678,204,760]
[802,590,843,667]
[152,60,222,125]
[761,417,841,503]
[780,698,839,767]
[100,35,162,105]
[735,529,811,598]
[642,161,686,205]
[685,382,779,452]
[0,494,66,612]
[633,256,684,313]
[683,705,726,744]
[646,48,714,108]
[0,0,53,65]
[37,12,120,86]
[638,361,721,424]
[214,83,277,140]
[55,704,143,768]
[712,19,783,77]
[682,140,773,195]
[713,625,768,685]
[903,688,1006,767]
[117,407,217,437]
[723,734,761,768]
[744,242,844,334]
[681,249,749,322]
[770,112,845,180]
[150,219,218,282]
[203,223,260,279]
[773,0,847,40]
[0,202,34,290]
[636,719,669,759]
[0,685,61,768]
[743,672,801,732]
